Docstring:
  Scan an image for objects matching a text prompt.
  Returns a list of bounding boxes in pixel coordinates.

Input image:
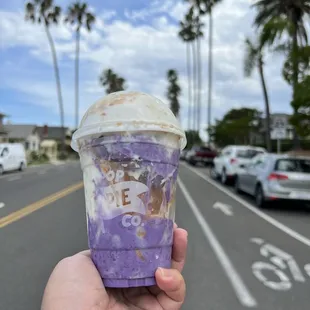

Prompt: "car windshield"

[236,149,264,159]
[275,159,310,174]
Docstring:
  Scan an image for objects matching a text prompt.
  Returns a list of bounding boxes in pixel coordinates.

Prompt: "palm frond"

[244,37,259,77]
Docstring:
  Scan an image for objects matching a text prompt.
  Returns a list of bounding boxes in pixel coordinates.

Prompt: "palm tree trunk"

[196,36,202,134]
[186,43,192,131]
[75,29,80,129]
[207,10,213,146]
[191,41,197,132]
[291,22,301,150]
[258,57,271,152]
[44,24,65,153]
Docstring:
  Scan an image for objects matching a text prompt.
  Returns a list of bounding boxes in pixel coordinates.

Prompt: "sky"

[0,0,293,139]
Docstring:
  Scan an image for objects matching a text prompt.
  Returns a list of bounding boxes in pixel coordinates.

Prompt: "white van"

[0,143,27,175]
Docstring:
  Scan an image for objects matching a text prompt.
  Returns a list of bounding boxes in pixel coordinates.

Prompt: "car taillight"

[230,158,237,164]
[268,173,288,181]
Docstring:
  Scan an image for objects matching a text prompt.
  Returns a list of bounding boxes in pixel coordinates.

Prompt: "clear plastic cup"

[72,91,186,288]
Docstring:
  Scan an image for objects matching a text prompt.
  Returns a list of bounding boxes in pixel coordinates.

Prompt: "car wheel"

[221,169,228,185]
[255,184,267,208]
[189,160,197,166]
[0,165,3,175]
[235,176,241,193]
[210,166,218,179]
[19,162,25,172]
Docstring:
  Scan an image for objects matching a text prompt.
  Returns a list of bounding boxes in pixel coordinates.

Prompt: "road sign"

[273,115,288,129]
[271,128,286,140]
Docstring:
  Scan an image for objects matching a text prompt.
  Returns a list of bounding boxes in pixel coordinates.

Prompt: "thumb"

[155,268,186,310]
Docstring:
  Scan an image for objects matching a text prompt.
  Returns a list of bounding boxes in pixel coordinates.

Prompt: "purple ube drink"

[71,92,186,288]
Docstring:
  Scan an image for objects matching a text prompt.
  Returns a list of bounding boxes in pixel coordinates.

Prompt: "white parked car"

[213,145,267,184]
[0,143,27,175]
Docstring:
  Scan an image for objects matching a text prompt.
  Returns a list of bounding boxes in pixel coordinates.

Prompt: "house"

[0,113,9,143]
[6,124,40,152]
[37,125,71,144]
[41,139,58,160]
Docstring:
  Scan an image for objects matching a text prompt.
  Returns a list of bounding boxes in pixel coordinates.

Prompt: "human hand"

[41,224,187,310]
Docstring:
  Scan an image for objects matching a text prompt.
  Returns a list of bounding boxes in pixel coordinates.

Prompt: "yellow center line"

[0,181,84,229]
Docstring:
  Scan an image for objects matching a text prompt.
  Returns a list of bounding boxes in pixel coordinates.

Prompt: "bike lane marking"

[179,165,310,310]
[178,177,258,308]
[183,163,310,247]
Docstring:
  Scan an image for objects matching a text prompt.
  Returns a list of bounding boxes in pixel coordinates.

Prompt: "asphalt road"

[0,161,310,310]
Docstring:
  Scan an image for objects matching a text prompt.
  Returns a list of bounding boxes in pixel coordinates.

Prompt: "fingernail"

[159,268,173,279]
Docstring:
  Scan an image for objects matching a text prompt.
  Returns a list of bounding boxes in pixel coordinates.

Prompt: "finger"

[155,268,186,310]
[173,222,178,230]
[78,250,91,257]
[171,228,188,272]
[148,227,187,296]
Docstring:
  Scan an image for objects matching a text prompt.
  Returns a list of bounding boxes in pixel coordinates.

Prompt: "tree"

[178,9,195,130]
[65,1,95,129]
[290,75,310,138]
[254,3,310,150]
[188,0,223,144]
[253,0,310,87]
[252,0,310,145]
[187,7,197,131]
[193,11,204,134]
[166,69,181,117]
[212,108,262,147]
[25,0,65,151]
[99,69,127,94]
[282,46,310,85]
[244,37,272,152]
[185,130,202,149]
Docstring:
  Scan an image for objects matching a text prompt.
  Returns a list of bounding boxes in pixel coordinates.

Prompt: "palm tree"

[252,0,310,149]
[244,37,272,152]
[25,0,65,152]
[187,0,223,144]
[178,14,195,130]
[99,69,127,94]
[185,7,198,131]
[166,69,181,117]
[193,13,204,134]
[65,1,95,129]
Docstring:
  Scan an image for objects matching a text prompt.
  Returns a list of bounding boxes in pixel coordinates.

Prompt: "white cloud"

[0,0,292,132]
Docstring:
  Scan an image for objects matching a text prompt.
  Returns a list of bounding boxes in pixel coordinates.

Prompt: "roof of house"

[6,124,37,139]
[37,126,70,140]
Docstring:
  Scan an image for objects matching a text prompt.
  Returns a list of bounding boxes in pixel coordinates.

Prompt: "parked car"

[235,154,310,208]
[180,150,188,161]
[0,143,27,175]
[213,145,267,184]
[186,145,217,166]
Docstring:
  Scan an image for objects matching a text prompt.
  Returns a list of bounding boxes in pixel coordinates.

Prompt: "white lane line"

[178,177,258,308]
[0,202,5,209]
[38,170,47,175]
[7,175,21,182]
[184,164,310,248]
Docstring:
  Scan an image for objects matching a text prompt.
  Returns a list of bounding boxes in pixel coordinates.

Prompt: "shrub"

[58,152,68,161]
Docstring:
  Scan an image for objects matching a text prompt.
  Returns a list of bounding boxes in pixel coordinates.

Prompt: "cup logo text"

[100,169,149,221]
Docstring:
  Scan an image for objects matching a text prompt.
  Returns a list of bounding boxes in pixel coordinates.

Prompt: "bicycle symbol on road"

[251,238,310,291]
